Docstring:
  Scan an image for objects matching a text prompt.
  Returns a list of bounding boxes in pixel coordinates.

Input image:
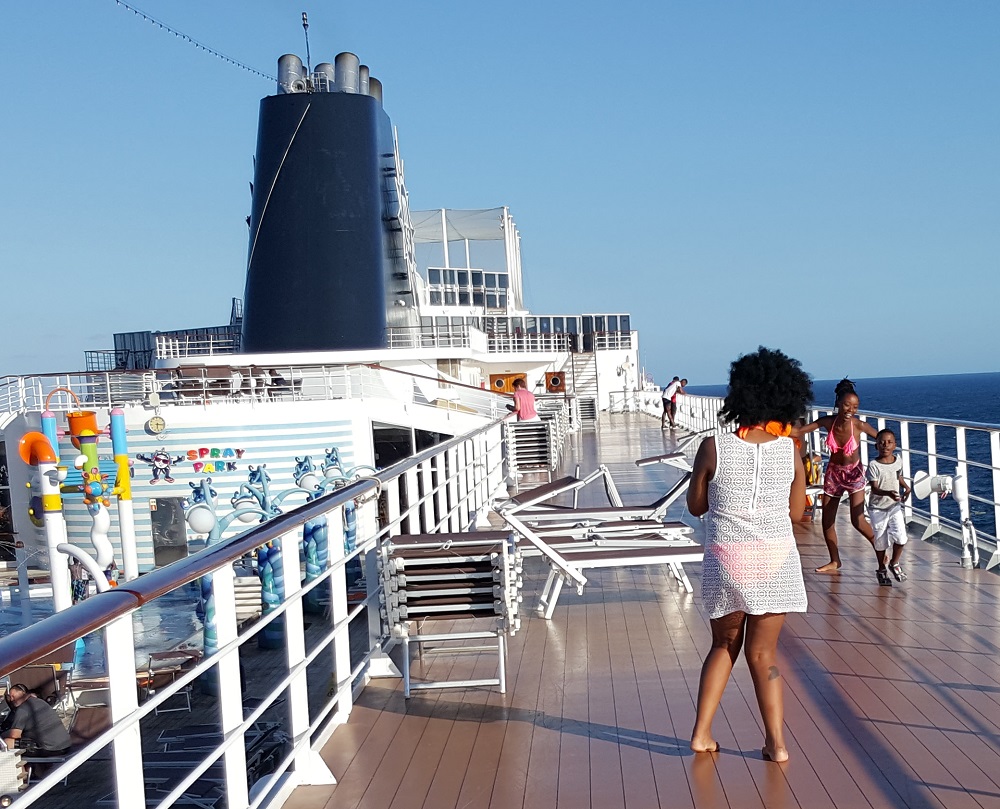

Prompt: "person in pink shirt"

[510,378,540,421]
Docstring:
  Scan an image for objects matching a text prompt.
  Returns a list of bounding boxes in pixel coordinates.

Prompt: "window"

[444,291,456,305]
[150,498,189,567]
[486,293,498,309]
[499,294,507,309]
[473,291,485,306]
[428,269,441,284]
[430,291,442,305]
[459,291,470,305]
[620,315,630,333]
[583,316,593,334]
[567,317,579,334]
[472,271,483,286]
[444,270,456,284]
[594,316,606,333]
[485,273,497,288]
[553,317,564,334]
[607,316,618,332]
[498,274,509,289]
[457,271,468,286]
[540,317,551,333]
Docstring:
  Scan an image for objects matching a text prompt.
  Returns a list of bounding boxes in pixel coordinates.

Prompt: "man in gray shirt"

[3,683,71,760]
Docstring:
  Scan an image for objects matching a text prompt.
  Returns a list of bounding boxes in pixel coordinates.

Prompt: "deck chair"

[378,532,521,697]
[500,511,704,619]
[138,650,200,714]
[504,472,692,526]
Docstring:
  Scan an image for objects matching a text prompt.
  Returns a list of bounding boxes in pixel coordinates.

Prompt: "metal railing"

[608,389,665,416]
[676,393,1000,554]
[156,334,239,359]
[592,331,635,351]
[0,365,507,420]
[0,418,506,809]
[385,324,487,353]
[486,332,574,353]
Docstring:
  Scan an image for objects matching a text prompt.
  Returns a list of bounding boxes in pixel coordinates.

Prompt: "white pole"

[441,208,450,269]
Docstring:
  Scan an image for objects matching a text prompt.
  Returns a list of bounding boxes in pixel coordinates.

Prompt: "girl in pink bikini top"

[825,417,859,456]
[791,377,881,575]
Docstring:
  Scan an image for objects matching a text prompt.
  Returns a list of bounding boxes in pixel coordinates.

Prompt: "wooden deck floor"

[284,415,1000,809]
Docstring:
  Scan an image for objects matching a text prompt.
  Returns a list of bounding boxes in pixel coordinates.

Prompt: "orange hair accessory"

[736,421,791,439]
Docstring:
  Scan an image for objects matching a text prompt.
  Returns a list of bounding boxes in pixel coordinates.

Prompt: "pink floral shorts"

[823,461,866,498]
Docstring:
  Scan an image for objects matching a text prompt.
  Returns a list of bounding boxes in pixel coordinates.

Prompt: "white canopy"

[410,208,508,243]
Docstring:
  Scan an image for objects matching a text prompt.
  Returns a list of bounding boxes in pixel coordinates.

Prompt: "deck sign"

[187,447,247,474]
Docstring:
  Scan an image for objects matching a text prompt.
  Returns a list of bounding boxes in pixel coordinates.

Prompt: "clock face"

[147,416,167,434]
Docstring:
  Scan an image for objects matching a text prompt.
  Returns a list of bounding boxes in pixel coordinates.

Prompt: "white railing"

[676,394,1000,552]
[593,331,634,351]
[0,365,507,420]
[0,418,506,809]
[385,324,487,353]
[487,333,573,353]
[156,334,239,359]
[607,389,665,417]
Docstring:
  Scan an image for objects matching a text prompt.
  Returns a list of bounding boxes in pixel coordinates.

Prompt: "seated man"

[2,684,71,773]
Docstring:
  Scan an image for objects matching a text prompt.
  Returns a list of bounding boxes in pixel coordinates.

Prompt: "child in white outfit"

[867,429,911,585]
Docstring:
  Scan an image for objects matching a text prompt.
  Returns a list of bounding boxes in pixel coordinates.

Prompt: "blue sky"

[2,1,997,384]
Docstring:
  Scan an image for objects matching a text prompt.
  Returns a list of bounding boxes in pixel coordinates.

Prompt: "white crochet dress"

[701,432,808,619]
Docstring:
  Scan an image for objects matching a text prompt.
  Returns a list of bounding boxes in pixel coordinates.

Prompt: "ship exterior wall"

[242,92,390,353]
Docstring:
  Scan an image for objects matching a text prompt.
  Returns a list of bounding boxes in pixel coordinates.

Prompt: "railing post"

[104,613,146,807]
[419,460,434,532]
[208,565,251,808]
[363,495,400,679]
[326,504,353,727]
[277,526,335,785]
[900,420,913,520]
[992,430,1000,542]
[446,446,462,531]
[926,424,939,531]
[432,452,447,532]
[403,468,420,533]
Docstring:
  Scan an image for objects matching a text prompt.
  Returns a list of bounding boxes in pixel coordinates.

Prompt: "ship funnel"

[359,65,370,95]
[314,62,335,92]
[277,54,305,94]
[334,52,360,93]
[368,77,383,105]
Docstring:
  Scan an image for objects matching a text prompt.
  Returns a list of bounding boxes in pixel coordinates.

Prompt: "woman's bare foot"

[690,737,720,753]
[761,746,789,762]
[815,561,842,574]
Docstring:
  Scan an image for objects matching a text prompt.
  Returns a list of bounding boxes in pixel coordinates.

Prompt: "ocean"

[686,372,1000,426]
[685,372,1000,527]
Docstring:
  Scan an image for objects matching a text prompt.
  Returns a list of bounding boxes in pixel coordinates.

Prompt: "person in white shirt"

[661,377,680,428]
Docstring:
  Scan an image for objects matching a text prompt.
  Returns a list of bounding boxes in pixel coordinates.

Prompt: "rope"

[113,0,276,82]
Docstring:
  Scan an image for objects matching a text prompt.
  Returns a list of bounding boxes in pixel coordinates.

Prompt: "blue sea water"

[685,372,1000,527]
[686,372,1000,425]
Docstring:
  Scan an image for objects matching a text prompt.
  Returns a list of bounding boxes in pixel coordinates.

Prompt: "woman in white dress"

[687,347,811,763]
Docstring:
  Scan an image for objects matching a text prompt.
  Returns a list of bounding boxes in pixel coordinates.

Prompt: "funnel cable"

[113,0,277,82]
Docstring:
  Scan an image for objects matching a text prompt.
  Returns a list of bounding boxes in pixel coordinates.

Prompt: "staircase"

[561,353,599,423]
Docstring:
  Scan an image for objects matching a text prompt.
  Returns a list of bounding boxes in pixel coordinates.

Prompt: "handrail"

[366,362,514,400]
[0,416,505,677]
[0,591,141,675]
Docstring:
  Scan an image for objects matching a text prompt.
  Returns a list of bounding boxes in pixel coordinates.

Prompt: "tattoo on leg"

[768,665,780,681]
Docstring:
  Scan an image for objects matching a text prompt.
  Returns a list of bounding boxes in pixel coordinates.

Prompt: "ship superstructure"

[0,49,644,587]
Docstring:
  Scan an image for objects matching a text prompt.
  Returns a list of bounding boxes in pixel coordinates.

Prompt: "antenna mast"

[302,12,312,77]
